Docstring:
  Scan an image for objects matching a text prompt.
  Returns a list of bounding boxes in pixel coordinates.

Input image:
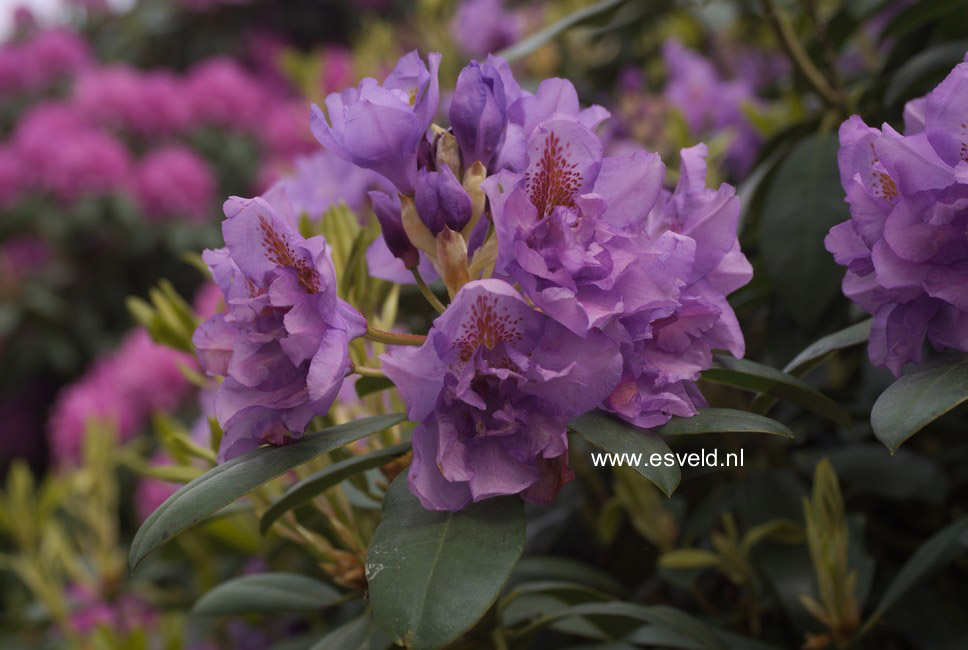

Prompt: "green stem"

[365,325,427,347]
[352,363,386,378]
[761,0,843,109]
[411,268,447,313]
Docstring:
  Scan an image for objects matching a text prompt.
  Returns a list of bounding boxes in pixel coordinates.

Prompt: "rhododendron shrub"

[5,3,968,650]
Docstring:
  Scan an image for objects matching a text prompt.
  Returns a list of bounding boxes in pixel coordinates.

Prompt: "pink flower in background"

[258,101,315,160]
[48,330,195,465]
[319,47,354,95]
[13,103,131,202]
[66,584,157,636]
[73,66,193,135]
[0,28,90,96]
[134,146,216,222]
[186,57,267,130]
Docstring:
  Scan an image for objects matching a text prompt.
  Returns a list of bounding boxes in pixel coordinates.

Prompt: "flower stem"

[761,0,843,110]
[365,325,427,347]
[352,363,386,378]
[411,268,447,313]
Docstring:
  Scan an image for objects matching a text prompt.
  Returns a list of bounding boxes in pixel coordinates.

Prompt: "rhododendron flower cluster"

[197,50,751,510]
[193,194,366,461]
[48,329,195,464]
[826,55,968,375]
[1,33,314,214]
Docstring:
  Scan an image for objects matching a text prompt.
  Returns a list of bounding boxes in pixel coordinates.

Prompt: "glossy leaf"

[654,408,793,439]
[703,356,850,428]
[861,517,968,635]
[871,353,968,453]
[783,319,872,376]
[355,376,395,399]
[260,442,411,535]
[518,601,727,650]
[758,133,850,329]
[129,413,405,570]
[569,411,681,496]
[192,573,345,615]
[367,475,525,650]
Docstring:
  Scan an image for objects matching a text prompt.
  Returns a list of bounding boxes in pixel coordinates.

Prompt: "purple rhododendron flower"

[450,60,509,169]
[382,280,622,511]
[134,146,215,223]
[483,111,751,428]
[415,166,473,234]
[451,0,520,59]
[826,55,968,375]
[310,50,442,193]
[193,194,366,461]
[608,145,751,427]
[662,39,762,176]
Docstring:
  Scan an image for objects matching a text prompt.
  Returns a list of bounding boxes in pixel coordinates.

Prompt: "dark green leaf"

[569,411,681,496]
[355,376,395,399]
[884,41,968,106]
[880,0,966,40]
[871,353,968,453]
[654,408,793,439]
[758,133,850,329]
[260,442,411,535]
[519,602,727,650]
[511,557,627,597]
[310,612,389,650]
[703,356,850,429]
[861,517,968,635]
[783,319,872,376]
[192,573,345,616]
[496,0,629,62]
[367,475,525,650]
[129,414,405,570]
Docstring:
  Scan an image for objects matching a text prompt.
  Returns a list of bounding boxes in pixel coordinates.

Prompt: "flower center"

[526,132,582,218]
[454,294,523,362]
[258,214,322,294]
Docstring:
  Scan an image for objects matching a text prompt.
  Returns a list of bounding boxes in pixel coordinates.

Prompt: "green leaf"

[260,442,411,535]
[658,549,723,571]
[569,411,681,496]
[310,613,385,650]
[783,319,872,376]
[355,376,395,399]
[654,408,793,439]
[703,356,850,429]
[192,573,345,616]
[758,133,850,329]
[519,602,727,650]
[880,0,966,40]
[512,556,627,597]
[496,0,629,63]
[501,580,614,609]
[367,475,525,650]
[871,353,968,453]
[129,414,405,570]
[884,40,968,106]
[860,517,968,635]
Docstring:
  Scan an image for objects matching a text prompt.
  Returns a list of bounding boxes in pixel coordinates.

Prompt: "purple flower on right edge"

[826,54,968,376]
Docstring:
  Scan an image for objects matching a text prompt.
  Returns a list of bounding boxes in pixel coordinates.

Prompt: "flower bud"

[435,226,470,298]
[435,130,461,177]
[369,191,419,269]
[414,166,472,235]
[449,61,508,169]
[399,193,437,258]
[460,160,487,241]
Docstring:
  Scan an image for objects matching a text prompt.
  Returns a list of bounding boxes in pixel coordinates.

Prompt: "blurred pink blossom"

[134,146,216,222]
